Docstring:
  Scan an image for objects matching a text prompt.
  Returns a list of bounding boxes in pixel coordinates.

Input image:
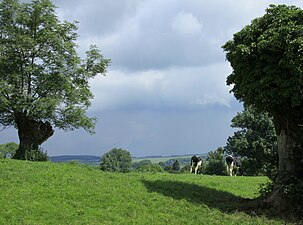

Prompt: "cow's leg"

[195,166,198,174]
[197,161,202,175]
[190,166,193,174]
[229,162,234,176]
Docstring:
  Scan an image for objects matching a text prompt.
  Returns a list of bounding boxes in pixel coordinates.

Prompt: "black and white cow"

[190,155,203,174]
[226,155,244,176]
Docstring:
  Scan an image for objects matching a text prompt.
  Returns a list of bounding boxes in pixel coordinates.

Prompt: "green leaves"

[225,105,278,177]
[0,142,18,158]
[223,4,303,120]
[0,0,110,133]
[100,148,132,173]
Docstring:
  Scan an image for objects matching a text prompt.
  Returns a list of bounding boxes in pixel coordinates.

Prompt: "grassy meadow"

[0,159,290,225]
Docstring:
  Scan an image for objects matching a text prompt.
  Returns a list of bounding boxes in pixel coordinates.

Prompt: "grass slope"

[0,159,288,225]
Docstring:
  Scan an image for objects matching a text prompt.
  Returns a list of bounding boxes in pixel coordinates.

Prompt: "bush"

[204,147,225,175]
[132,160,152,169]
[0,142,18,158]
[135,164,164,173]
[100,148,132,173]
[24,147,48,161]
[172,160,180,171]
[204,160,225,175]
[180,164,191,173]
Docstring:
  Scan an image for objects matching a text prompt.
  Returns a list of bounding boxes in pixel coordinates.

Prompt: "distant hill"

[50,155,100,163]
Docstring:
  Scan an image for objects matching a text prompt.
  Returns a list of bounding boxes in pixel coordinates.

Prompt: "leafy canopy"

[100,148,132,173]
[0,0,110,133]
[223,4,303,121]
[0,142,18,158]
[225,105,278,177]
[205,147,225,175]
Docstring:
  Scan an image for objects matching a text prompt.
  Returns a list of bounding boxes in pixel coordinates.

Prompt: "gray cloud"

[64,0,303,71]
[90,63,233,112]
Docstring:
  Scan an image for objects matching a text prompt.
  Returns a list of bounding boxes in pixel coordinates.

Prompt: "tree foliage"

[132,160,152,169]
[0,0,110,160]
[135,164,164,173]
[100,148,132,173]
[172,160,181,171]
[223,4,303,119]
[0,142,18,158]
[204,147,225,175]
[225,105,278,178]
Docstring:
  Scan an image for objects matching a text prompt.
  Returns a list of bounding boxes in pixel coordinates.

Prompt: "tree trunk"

[263,114,303,213]
[13,112,54,160]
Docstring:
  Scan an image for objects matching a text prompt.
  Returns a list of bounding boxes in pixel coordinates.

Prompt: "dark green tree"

[0,142,18,158]
[100,148,132,173]
[135,164,164,173]
[131,159,152,169]
[223,4,303,213]
[0,0,110,160]
[225,105,278,178]
[172,160,180,171]
[205,147,225,175]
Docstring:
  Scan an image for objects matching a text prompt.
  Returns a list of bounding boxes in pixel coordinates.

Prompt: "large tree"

[100,148,132,173]
[0,0,110,160]
[225,105,278,178]
[223,4,303,214]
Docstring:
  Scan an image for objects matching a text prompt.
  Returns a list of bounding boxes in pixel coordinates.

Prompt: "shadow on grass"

[142,180,258,214]
[142,180,303,223]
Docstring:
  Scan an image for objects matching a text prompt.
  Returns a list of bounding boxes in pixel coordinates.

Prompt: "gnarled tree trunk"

[13,112,54,160]
[263,114,303,213]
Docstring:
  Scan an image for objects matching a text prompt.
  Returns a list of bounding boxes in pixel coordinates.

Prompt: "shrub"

[0,142,18,158]
[180,164,191,173]
[135,164,164,173]
[204,147,225,175]
[100,148,132,173]
[132,160,152,169]
[24,147,48,161]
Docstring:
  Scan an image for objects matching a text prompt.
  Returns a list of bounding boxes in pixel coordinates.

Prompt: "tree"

[135,164,164,173]
[100,148,132,173]
[172,160,180,171]
[0,142,18,158]
[222,4,303,214]
[205,147,225,175]
[132,159,152,169]
[225,105,278,178]
[0,0,110,160]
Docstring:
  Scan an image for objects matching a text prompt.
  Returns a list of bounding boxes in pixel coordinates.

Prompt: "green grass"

[0,159,289,224]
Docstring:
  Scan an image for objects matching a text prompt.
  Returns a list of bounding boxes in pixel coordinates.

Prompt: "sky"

[1,0,303,157]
